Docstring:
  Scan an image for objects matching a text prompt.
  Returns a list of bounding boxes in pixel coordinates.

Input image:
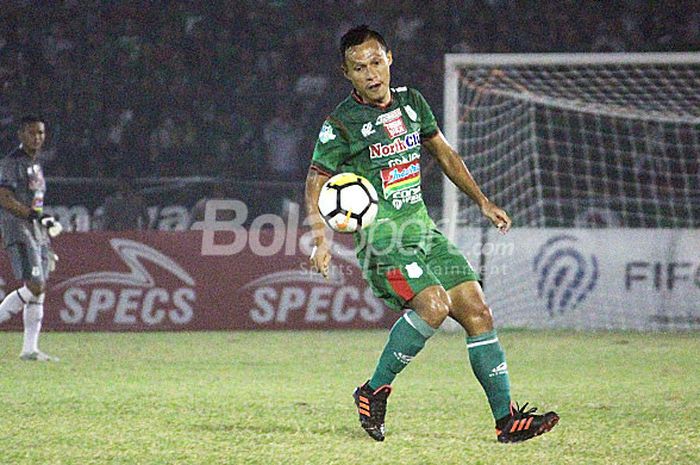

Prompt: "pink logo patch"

[383,116,407,139]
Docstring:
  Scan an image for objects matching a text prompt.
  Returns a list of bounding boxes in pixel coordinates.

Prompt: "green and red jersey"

[311,86,439,245]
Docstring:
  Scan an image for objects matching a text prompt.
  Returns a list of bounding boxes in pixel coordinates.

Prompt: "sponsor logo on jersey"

[27,164,45,212]
[369,131,420,159]
[380,159,421,199]
[387,152,420,167]
[318,121,336,144]
[391,186,422,210]
[375,108,402,125]
[27,164,45,189]
[383,115,407,139]
[361,121,375,138]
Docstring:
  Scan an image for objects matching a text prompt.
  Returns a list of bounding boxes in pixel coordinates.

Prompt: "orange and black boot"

[353,381,392,441]
[496,402,559,443]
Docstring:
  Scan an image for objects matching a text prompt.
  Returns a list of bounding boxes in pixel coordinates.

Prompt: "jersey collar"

[351,88,394,110]
[17,145,33,159]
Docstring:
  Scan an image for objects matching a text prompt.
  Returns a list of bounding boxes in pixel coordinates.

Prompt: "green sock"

[467,329,512,421]
[369,311,435,389]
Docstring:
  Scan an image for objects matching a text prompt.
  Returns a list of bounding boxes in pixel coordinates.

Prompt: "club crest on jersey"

[361,122,375,138]
[383,115,407,139]
[405,262,423,278]
[375,108,407,138]
[369,131,420,159]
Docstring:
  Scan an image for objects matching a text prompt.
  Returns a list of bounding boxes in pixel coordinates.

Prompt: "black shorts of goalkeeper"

[7,241,52,287]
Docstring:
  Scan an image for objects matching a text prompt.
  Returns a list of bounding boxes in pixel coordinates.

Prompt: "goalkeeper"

[305,25,558,443]
[0,116,61,361]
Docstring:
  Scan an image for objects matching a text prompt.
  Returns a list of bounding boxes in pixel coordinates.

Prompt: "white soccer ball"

[318,173,378,233]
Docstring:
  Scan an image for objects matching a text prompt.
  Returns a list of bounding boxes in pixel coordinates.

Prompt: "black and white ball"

[318,173,379,233]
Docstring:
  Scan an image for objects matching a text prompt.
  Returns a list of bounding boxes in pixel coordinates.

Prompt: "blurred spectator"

[591,19,627,52]
[188,183,234,228]
[102,179,150,230]
[0,1,698,177]
[263,103,304,180]
[203,107,255,176]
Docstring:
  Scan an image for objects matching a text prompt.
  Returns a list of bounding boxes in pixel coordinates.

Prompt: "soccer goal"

[443,52,700,236]
[441,53,700,330]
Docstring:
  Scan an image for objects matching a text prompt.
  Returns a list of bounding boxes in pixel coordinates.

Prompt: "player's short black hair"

[18,115,45,130]
[340,25,389,62]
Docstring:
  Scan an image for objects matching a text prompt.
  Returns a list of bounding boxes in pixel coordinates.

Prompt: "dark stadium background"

[1,1,697,226]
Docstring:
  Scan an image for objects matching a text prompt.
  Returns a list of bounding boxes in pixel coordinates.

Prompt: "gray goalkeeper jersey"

[0,147,49,248]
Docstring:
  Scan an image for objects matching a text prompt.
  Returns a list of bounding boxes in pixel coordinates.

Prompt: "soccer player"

[0,115,61,361]
[305,26,559,442]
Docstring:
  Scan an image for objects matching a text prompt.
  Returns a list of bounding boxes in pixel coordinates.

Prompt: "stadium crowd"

[1,0,698,181]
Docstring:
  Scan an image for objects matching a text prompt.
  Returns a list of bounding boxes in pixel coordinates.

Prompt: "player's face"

[18,122,46,154]
[343,39,393,106]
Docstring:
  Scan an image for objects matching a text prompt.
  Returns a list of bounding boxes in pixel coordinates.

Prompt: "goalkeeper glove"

[28,211,63,238]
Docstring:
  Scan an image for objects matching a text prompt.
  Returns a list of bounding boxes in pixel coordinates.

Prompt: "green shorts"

[357,227,479,312]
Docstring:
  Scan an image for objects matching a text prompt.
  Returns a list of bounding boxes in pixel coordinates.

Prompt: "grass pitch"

[0,330,698,465]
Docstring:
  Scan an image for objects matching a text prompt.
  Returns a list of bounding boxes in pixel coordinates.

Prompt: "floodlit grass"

[0,330,698,465]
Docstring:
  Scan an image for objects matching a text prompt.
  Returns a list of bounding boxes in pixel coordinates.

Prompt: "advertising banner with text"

[0,230,397,331]
[454,228,700,330]
[3,226,697,332]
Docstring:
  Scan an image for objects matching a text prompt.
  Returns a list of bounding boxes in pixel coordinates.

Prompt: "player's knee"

[26,281,45,297]
[414,288,450,328]
[460,302,494,334]
[432,299,450,325]
[472,302,493,323]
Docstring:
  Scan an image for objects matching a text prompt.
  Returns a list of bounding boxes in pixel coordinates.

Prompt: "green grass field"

[1,330,698,465]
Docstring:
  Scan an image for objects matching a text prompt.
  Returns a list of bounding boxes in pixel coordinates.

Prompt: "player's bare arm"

[423,130,512,233]
[304,167,332,277]
[0,187,33,219]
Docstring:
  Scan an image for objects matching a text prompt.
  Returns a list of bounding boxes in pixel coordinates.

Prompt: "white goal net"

[443,53,700,234]
[441,53,700,330]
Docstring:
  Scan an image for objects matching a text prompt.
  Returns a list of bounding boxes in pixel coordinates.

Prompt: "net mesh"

[454,61,700,228]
